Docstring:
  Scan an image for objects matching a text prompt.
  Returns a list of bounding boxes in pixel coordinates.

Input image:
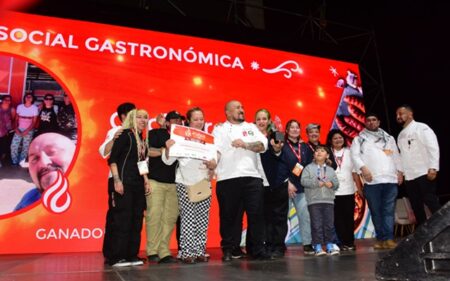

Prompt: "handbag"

[186,179,211,203]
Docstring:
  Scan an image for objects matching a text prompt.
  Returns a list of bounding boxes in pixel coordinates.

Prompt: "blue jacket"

[14,188,41,211]
[275,139,312,193]
[260,136,281,188]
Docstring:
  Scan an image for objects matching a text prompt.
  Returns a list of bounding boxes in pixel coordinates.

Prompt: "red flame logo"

[42,170,71,214]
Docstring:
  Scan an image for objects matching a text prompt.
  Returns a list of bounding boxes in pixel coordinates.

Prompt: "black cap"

[165,110,185,121]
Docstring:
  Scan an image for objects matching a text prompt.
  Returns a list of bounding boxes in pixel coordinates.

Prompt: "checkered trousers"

[176,183,211,259]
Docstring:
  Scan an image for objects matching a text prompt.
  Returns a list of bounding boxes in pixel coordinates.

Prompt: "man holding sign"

[213,100,271,261]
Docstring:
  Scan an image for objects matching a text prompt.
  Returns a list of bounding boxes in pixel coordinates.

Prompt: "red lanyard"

[307,142,315,152]
[287,141,302,162]
[333,148,344,169]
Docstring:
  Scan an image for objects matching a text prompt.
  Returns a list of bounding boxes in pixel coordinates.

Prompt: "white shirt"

[16,104,38,129]
[162,153,212,186]
[397,120,440,180]
[351,130,402,185]
[213,121,268,181]
[98,126,122,178]
[333,147,357,195]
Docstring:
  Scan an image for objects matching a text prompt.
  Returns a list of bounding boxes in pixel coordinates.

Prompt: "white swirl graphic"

[42,170,71,214]
[262,60,303,79]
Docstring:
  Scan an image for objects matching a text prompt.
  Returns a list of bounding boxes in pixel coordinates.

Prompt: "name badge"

[137,160,149,175]
[292,163,303,177]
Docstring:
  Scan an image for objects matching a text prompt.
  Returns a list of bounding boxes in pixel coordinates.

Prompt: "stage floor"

[0,239,388,281]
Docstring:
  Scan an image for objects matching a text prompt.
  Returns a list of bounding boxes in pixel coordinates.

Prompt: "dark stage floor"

[0,239,391,281]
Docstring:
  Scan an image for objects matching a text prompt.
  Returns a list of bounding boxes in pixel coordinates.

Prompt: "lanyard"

[317,165,327,181]
[332,148,344,170]
[307,142,315,152]
[287,140,302,162]
[133,129,146,161]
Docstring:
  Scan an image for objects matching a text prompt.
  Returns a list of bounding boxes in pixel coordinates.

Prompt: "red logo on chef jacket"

[42,170,72,214]
[242,131,248,137]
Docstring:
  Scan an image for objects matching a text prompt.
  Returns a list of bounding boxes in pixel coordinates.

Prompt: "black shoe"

[181,257,196,264]
[111,259,132,267]
[222,250,232,262]
[231,248,246,259]
[341,244,356,251]
[128,257,144,266]
[158,255,177,264]
[303,244,315,256]
[271,250,285,259]
[253,252,275,261]
[147,254,160,262]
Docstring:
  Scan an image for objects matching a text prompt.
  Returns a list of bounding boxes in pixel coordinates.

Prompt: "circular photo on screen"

[0,54,78,217]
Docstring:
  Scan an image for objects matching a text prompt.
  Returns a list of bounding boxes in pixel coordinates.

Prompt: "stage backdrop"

[0,11,373,254]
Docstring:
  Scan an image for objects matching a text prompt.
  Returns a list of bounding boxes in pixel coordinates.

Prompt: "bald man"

[14,133,75,211]
[213,100,271,261]
[396,105,441,225]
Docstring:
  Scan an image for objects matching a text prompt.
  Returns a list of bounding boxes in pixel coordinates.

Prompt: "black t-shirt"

[148,128,177,183]
[37,107,58,134]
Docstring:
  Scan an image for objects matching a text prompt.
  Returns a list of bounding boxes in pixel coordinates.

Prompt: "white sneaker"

[129,259,144,266]
[326,244,340,256]
[112,259,132,267]
[314,244,326,257]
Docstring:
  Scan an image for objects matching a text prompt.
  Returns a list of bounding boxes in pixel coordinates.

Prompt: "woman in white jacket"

[162,107,217,264]
[326,129,362,251]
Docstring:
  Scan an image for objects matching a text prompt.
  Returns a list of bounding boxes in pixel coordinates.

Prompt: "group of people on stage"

[98,100,441,267]
[0,93,77,169]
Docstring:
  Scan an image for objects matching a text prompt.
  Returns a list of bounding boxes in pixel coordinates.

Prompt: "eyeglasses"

[25,96,33,99]
[44,98,54,101]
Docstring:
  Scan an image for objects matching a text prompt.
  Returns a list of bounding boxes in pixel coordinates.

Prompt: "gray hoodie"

[301,162,339,205]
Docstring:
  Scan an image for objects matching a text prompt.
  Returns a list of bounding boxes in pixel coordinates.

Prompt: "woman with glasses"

[10,93,38,166]
[36,93,58,137]
[57,94,77,143]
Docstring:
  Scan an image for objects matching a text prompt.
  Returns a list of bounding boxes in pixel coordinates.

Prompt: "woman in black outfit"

[254,109,284,257]
[108,109,151,267]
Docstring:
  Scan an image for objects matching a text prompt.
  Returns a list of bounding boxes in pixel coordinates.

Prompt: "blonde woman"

[162,107,217,264]
[107,109,151,267]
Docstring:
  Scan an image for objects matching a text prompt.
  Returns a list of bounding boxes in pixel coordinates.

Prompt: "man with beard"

[14,132,75,211]
[351,113,403,250]
[396,105,441,225]
[213,100,270,261]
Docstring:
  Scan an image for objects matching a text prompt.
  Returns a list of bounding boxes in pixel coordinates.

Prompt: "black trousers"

[334,194,355,246]
[263,183,289,253]
[405,175,441,225]
[102,178,114,259]
[0,133,13,162]
[104,178,146,264]
[216,177,266,256]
